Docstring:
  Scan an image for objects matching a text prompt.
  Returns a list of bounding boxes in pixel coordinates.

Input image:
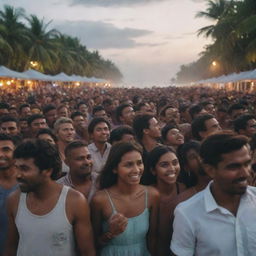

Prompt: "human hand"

[108,213,128,236]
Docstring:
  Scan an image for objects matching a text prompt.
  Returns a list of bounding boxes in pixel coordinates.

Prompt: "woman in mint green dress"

[91,142,159,256]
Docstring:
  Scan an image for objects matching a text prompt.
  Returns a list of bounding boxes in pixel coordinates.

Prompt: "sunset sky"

[0,0,212,87]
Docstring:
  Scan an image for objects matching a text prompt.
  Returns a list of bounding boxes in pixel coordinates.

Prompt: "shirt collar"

[89,143,98,152]
[204,181,219,213]
[65,173,75,188]
[204,181,252,214]
[89,142,111,153]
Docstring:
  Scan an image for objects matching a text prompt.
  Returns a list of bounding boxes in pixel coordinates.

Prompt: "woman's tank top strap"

[104,189,117,214]
[145,187,148,208]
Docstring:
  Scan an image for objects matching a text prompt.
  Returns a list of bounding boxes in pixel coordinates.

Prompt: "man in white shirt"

[87,117,111,182]
[171,131,256,256]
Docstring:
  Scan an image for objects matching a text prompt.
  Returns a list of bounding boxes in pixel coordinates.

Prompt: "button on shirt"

[171,182,256,256]
[88,142,111,182]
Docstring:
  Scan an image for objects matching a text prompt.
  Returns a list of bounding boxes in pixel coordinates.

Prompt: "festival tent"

[69,74,83,82]
[234,69,256,81]
[22,69,53,81]
[0,66,109,85]
[216,73,238,83]
[87,76,104,83]
[196,69,256,85]
[0,66,28,79]
[50,72,73,82]
[51,73,105,83]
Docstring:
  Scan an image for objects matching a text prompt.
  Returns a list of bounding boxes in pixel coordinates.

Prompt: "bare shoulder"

[90,189,108,208]
[66,187,90,223]
[7,189,21,217]
[146,185,160,205]
[147,185,160,197]
[67,187,88,205]
[8,189,21,201]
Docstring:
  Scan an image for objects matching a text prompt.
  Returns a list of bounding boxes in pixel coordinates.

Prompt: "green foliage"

[176,0,256,83]
[0,5,122,82]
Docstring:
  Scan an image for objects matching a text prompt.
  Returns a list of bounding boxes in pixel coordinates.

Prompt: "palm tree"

[196,0,233,38]
[0,5,29,70]
[25,15,60,72]
[0,5,123,81]
[234,0,256,63]
[0,23,13,63]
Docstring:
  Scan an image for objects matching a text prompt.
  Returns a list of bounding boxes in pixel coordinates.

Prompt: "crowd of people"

[0,83,256,255]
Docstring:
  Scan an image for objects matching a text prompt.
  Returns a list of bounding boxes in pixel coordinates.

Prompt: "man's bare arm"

[69,190,96,256]
[3,192,19,256]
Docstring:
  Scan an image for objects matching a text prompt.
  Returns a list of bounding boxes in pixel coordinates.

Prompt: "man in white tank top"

[4,139,95,256]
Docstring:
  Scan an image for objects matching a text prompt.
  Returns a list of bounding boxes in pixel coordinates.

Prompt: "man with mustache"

[0,134,18,255]
[171,132,256,256]
[57,141,96,202]
[4,139,95,256]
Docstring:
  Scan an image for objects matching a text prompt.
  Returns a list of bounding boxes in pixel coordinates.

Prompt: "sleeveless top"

[101,188,150,256]
[15,185,76,256]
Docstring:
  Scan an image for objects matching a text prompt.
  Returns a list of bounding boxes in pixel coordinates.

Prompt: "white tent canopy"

[196,69,256,84]
[22,69,53,81]
[0,66,28,79]
[51,72,73,82]
[0,66,108,84]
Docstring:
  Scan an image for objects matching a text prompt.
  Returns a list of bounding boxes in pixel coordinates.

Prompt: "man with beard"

[57,141,96,202]
[171,132,256,256]
[0,134,18,255]
[4,139,95,256]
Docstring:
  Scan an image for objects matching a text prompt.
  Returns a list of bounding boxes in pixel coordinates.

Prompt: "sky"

[0,0,212,87]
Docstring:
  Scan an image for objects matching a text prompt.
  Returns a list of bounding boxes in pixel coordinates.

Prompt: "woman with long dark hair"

[91,142,159,256]
[144,145,185,198]
[144,145,186,255]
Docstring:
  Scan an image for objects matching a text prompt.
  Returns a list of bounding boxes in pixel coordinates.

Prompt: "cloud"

[69,0,168,7]
[182,32,196,36]
[69,0,205,7]
[54,20,154,49]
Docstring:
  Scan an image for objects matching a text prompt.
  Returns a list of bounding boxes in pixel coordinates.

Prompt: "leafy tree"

[0,5,122,82]
[0,5,28,69]
[175,0,256,83]
[25,15,59,72]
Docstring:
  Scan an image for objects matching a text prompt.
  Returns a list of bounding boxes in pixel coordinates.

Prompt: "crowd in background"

[1,84,256,255]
